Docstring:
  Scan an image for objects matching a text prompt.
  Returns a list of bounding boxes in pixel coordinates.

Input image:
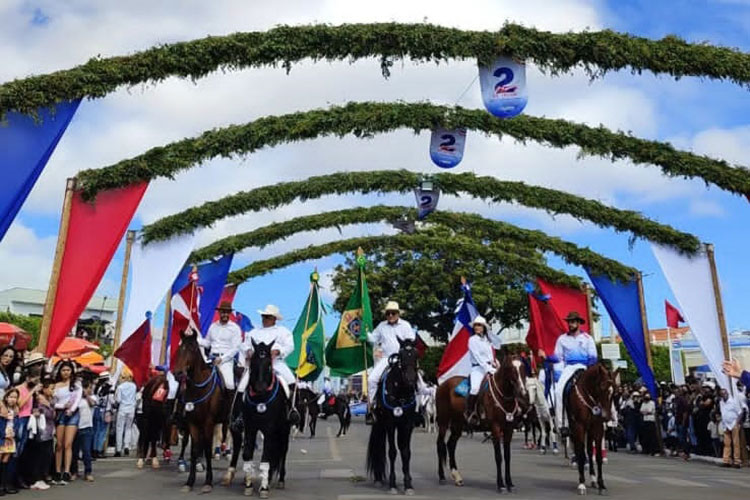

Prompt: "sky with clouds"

[1,0,749,339]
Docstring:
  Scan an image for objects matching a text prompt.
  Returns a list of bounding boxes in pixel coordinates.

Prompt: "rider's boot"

[464,394,479,426]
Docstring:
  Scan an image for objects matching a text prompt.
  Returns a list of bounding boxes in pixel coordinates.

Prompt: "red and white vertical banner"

[43,182,148,357]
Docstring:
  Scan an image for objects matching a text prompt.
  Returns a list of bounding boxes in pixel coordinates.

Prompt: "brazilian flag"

[325,249,374,378]
[286,271,326,381]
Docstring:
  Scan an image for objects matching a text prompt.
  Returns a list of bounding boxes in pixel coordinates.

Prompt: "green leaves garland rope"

[190,205,636,281]
[142,169,700,255]
[3,23,750,118]
[225,232,583,290]
[76,102,750,201]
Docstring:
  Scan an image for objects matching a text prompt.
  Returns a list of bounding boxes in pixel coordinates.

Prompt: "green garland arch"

[76,101,750,200]
[190,205,636,281]
[3,23,750,117]
[225,232,582,289]
[142,169,700,255]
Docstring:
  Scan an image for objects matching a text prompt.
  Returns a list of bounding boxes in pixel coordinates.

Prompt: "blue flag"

[171,254,234,335]
[0,100,81,241]
[587,271,657,397]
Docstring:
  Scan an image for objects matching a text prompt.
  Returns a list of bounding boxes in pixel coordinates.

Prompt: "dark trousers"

[25,440,53,484]
[72,427,93,476]
[6,416,29,484]
[641,422,658,454]
[93,408,108,453]
[625,423,638,451]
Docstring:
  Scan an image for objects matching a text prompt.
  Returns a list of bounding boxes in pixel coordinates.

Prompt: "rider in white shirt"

[238,304,296,395]
[543,311,597,432]
[198,301,242,391]
[465,316,501,425]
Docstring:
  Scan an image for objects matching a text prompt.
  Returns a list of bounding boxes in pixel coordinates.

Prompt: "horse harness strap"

[574,381,602,417]
[243,373,280,414]
[380,369,416,418]
[487,373,519,423]
[182,366,222,411]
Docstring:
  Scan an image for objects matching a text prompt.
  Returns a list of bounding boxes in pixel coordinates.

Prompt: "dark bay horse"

[436,356,528,492]
[319,393,351,437]
[366,338,419,495]
[241,340,291,498]
[172,329,230,493]
[293,387,320,438]
[136,373,169,469]
[564,362,616,495]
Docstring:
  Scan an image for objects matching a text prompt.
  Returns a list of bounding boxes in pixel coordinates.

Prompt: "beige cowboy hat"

[471,316,489,331]
[564,311,586,324]
[383,301,403,314]
[215,300,233,312]
[24,352,47,368]
[257,304,284,321]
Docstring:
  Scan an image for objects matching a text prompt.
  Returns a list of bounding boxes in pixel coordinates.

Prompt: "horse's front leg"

[202,423,214,493]
[504,426,514,491]
[573,429,587,495]
[595,428,606,492]
[491,424,505,492]
[387,426,398,494]
[447,423,463,486]
[587,432,596,488]
[242,425,257,496]
[223,421,242,485]
[183,428,198,491]
[397,423,414,494]
[337,406,345,437]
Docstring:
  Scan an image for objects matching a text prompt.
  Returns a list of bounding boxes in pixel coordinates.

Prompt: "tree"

[331,227,543,343]
[0,312,41,349]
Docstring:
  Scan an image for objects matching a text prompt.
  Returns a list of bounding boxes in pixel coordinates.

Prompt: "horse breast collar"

[488,373,519,423]
[243,372,279,414]
[380,369,416,418]
[574,380,602,417]
[182,366,222,412]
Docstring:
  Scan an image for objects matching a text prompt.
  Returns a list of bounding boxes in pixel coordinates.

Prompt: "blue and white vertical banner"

[429,128,466,169]
[478,56,528,119]
[670,339,686,385]
[0,100,81,242]
[414,185,440,220]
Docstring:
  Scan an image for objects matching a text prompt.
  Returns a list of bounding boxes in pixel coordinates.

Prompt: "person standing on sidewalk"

[719,387,746,468]
[114,372,137,457]
[75,380,96,481]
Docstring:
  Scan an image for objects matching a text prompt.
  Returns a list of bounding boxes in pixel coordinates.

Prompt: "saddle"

[562,368,585,426]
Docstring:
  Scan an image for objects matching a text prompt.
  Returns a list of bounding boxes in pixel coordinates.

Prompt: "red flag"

[114,318,152,388]
[212,284,238,323]
[665,300,685,329]
[537,278,591,332]
[415,333,427,359]
[45,183,148,356]
[170,281,201,367]
[526,292,567,357]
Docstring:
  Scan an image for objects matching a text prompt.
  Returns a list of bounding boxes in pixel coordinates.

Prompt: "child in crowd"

[27,379,55,490]
[74,380,96,482]
[708,412,723,458]
[0,388,20,494]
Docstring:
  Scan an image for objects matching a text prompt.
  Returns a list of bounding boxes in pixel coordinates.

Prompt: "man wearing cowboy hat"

[366,301,418,408]
[238,305,295,395]
[544,311,597,433]
[465,316,501,426]
[197,300,243,391]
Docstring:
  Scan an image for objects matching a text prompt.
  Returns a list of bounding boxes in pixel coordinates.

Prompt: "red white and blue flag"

[169,271,201,367]
[436,280,479,385]
[211,283,254,340]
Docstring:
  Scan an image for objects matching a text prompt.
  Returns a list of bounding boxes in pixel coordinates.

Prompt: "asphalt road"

[32,418,748,500]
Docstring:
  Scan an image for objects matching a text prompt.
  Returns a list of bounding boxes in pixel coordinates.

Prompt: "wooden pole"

[359,248,369,400]
[37,178,76,355]
[160,290,171,365]
[110,230,136,369]
[583,283,594,337]
[706,244,731,361]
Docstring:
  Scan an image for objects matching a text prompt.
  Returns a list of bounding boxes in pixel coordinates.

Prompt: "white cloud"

[690,199,726,217]
[0,222,56,291]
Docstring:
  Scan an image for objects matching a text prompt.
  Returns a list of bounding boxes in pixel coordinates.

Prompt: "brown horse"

[564,362,616,495]
[436,355,528,492]
[171,329,230,493]
[136,373,169,470]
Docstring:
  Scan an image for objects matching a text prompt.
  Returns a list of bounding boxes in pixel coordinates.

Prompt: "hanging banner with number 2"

[429,128,466,169]
[478,56,528,119]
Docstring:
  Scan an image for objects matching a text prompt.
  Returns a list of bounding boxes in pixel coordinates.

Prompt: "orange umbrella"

[55,337,100,359]
[0,323,31,350]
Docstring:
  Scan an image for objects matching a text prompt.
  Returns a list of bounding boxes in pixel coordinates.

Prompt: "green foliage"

[191,205,635,281]
[227,232,582,294]
[146,169,699,255]
[76,101,750,201]
[420,345,445,384]
[0,312,41,349]
[4,23,750,118]
[331,227,539,342]
[607,342,671,385]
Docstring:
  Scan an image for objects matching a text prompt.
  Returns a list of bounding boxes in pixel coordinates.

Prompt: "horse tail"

[365,419,387,482]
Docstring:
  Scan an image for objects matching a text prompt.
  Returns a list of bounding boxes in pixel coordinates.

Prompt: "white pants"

[115,410,135,452]
[470,366,493,396]
[238,358,296,394]
[368,358,427,404]
[215,358,236,391]
[554,364,586,428]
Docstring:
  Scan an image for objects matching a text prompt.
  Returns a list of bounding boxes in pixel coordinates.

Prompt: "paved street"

[36,418,747,500]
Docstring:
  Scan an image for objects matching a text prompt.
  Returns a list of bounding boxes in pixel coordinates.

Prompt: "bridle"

[487,363,522,423]
[574,368,610,417]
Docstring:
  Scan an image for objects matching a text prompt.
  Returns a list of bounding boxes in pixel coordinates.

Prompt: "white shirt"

[243,324,294,359]
[553,331,597,366]
[198,320,242,362]
[78,395,97,429]
[640,400,656,422]
[368,319,415,359]
[115,381,138,413]
[720,394,746,431]
[323,380,332,393]
[468,334,496,372]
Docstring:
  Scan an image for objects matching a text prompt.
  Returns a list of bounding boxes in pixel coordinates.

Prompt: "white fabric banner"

[652,244,729,391]
[119,233,196,346]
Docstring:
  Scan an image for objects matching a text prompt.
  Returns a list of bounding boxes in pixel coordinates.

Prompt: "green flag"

[325,250,374,377]
[286,270,326,381]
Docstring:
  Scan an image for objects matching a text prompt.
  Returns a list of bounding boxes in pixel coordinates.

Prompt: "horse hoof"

[405,488,415,496]
[389,487,398,495]
[259,487,269,499]
[590,479,597,488]
[578,484,587,495]
[180,486,192,493]
[201,485,213,494]
[197,463,205,472]
[455,480,464,487]
[244,487,254,497]
[553,449,559,456]
[152,458,160,469]
[136,459,144,469]
[497,486,505,494]
[276,481,285,490]
[178,463,187,473]
[507,486,514,493]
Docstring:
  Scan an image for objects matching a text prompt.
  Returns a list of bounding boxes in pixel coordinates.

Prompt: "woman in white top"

[0,346,18,400]
[52,360,82,484]
[465,316,501,425]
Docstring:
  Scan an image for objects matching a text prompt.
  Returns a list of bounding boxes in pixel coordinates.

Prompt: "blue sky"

[1,0,749,342]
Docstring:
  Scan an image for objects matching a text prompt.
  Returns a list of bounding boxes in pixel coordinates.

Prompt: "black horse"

[171,329,230,493]
[241,340,291,499]
[319,393,351,437]
[365,338,419,495]
[293,387,320,438]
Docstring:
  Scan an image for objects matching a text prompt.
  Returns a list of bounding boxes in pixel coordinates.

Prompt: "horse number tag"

[506,413,514,423]
[185,402,194,413]
[592,406,602,416]
[393,407,404,417]
[256,403,267,414]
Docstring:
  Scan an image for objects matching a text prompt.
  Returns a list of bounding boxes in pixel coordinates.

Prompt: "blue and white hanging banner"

[414,185,440,220]
[429,128,466,169]
[478,56,528,119]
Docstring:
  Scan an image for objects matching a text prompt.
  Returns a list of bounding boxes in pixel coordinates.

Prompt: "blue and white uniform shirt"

[553,332,597,366]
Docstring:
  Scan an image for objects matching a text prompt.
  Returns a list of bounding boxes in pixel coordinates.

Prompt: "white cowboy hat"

[383,301,402,313]
[24,352,47,367]
[471,316,489,330]
[257,304,284,321]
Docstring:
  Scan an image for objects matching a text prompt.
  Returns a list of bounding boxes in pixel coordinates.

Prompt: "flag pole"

[293,270,316,408]
[706,244,733,394]
[110,230,136,369]
[37,178,76,355]
[160,289,171,365]
[583,283,594,338]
